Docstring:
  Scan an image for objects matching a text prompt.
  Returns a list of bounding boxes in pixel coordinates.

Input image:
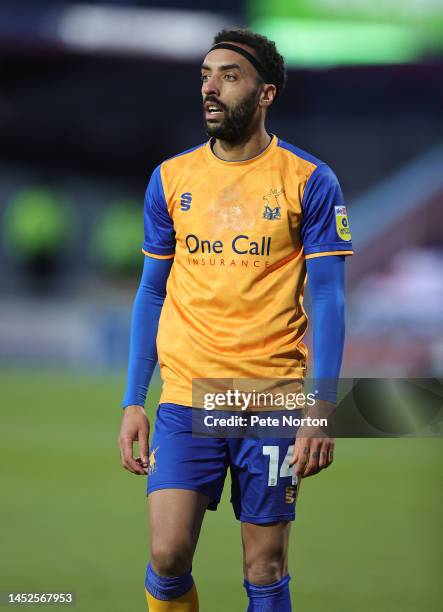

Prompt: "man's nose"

[203,75,220,97]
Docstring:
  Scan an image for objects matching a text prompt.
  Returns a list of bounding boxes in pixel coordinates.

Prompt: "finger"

[289,441,309,467]
[294,453,309,477]
[318,444,330,469]
[289,447,298,468]
[303,463,320,477]
[295,465,307,478]
[125,455,146,475]
[303,447,321,477]
[119,437,145,475]
[138,428,149,469]
[120,447,141,474]
[294,442,310,476]
[318,439,335,469]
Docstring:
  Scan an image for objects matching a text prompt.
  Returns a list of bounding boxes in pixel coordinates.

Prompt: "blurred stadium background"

[0,1,442,611]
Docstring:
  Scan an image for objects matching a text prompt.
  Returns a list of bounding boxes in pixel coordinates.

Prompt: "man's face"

[201,45,262,144]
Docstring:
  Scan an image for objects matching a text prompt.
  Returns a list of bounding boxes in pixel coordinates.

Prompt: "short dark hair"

[212,28,287,100]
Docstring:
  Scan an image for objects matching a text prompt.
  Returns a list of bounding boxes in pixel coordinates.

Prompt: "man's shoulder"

[145,142,207,197]
[145,142,206,190]
[276,138,340,185]
[277,138,325,167]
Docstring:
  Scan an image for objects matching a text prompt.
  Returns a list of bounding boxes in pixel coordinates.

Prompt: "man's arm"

[122,256,172,409]
[119,255,173,475]
[119,256,172,475]
[290,255,345,478]
[291,162,353,479]
[119,163,175,475]
[308,254,345,405]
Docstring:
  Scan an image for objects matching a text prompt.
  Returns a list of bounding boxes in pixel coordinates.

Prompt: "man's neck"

[212,128,272,162]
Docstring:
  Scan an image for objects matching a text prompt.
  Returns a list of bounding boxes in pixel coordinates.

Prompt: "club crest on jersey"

[262,188,284,220]
[335,205,351,241]
[148,446,159,475]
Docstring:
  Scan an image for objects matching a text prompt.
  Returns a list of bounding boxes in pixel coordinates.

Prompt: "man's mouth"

[205,101,224,120]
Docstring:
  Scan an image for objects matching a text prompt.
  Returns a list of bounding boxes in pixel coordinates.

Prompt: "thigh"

[229,437,299,523]
[148,488,209,561]
[148,403,228,511]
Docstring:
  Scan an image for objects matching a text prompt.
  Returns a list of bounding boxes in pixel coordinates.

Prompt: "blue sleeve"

[143,165,176,257]
[121,256,173,408]
[301,164,353,257]
[306,255,345,404]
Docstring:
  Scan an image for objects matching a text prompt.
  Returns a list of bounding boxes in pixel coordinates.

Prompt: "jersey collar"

[205,134,278,167]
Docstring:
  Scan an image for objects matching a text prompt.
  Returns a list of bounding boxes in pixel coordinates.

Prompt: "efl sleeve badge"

[334,205,352,241]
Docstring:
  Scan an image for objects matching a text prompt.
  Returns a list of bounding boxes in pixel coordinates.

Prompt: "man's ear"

[259,84,276,107]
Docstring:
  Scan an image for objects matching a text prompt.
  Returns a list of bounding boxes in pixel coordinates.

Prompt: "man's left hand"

[289,399,336,478]
[290,435,335,478]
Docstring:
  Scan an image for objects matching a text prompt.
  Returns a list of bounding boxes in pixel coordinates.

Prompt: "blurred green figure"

[4,186,71,280]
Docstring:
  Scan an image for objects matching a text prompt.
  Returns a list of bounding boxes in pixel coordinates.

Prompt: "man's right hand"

[119,405,150,475]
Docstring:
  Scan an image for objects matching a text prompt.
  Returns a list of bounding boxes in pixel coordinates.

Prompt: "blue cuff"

[145,562,194,600]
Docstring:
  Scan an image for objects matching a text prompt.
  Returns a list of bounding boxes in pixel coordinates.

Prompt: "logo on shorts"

[262,188,284,220]
[285,485,297,504]
[148,446,159,475]
[335,205,351,241]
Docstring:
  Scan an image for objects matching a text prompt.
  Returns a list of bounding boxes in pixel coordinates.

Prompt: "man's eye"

[201,75,208,82]
[224,74,236,80]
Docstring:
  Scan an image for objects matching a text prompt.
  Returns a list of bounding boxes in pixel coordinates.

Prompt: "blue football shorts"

[146,403,299,524]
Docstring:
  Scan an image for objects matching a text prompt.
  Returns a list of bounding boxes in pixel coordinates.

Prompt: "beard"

[203,87,261,144]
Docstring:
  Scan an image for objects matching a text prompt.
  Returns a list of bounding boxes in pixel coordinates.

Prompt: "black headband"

[208,43,274,90]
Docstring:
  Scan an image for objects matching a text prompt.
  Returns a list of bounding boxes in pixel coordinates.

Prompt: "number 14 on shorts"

[263,445,297,486]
